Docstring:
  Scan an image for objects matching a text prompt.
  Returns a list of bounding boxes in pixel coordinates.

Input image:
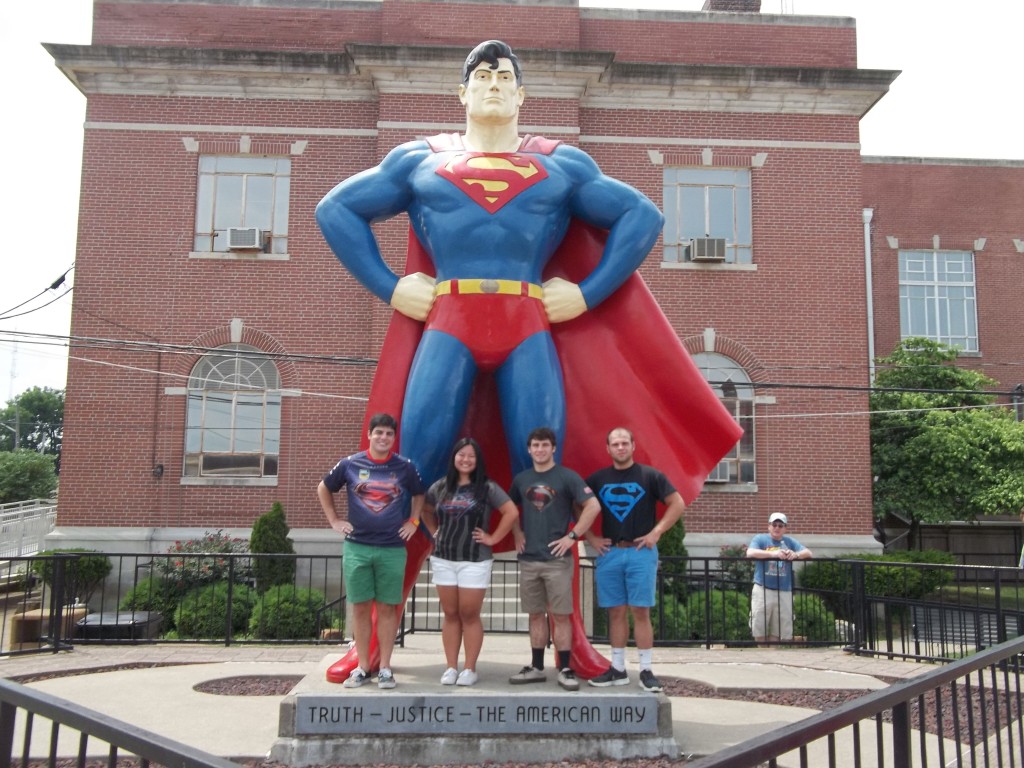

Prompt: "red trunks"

[425,290,550,371]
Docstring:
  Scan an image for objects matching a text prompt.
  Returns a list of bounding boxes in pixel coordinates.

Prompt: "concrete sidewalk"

[1,635,933,762]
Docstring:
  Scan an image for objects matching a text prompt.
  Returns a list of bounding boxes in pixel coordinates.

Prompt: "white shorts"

[430,556,493,589]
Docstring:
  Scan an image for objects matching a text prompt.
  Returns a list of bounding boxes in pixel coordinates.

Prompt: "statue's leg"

[497,331,609,679]
[495,331,566,475]
[400,329,478,485]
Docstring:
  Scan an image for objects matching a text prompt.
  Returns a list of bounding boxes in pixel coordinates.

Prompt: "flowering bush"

[156,530,251,592]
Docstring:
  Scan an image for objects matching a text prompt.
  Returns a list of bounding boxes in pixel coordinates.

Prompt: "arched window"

[693,352,755,484]
[184,344,281,478]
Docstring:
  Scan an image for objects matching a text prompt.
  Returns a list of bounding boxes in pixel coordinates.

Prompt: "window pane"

[235,394,264,452]
[274,176,290,235]
[202,453,262,477]
[679,186,706,240]
[213,175,243,230]
[195,174,214,234]
[185,394,203,451]
[707,186,734,240]
[217,156,278,173]
[203,393,233,452]
[265,396,281,453]
[263,455,279,477]
[244,175,274,230]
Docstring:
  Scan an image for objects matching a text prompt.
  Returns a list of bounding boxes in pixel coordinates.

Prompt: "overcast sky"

[1,0,1020,400]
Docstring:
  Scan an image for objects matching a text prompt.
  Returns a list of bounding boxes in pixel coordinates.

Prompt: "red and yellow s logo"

[436,153,549,213]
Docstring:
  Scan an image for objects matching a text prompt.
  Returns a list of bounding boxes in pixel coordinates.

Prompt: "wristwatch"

[567,530,578,541]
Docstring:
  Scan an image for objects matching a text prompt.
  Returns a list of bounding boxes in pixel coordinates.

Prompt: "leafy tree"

[0,450,57,503]
[0,387,64,469]
[870,338,1024,523]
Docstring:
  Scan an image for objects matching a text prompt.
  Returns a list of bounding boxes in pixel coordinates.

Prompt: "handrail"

[0,678,239,768]
[686,633,1024,767]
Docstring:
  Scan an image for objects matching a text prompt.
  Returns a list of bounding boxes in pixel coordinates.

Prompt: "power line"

[0,266,75,319]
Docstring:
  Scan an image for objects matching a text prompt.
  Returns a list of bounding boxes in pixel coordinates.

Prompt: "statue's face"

[459,57,524,124]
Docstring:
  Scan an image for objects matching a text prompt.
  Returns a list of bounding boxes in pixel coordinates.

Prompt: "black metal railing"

[0,677,240,768]
[3,552,1023,662]
[686,633,1024,768]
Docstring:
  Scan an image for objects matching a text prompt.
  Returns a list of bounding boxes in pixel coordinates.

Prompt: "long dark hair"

[439,437,490,504]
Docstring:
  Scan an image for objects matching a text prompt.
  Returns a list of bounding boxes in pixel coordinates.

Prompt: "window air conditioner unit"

[226,227,264,250]
[689,237,727,262]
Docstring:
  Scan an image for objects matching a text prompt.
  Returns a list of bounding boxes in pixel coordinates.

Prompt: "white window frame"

[898,250,978,352]
[662,167,753,265]
[191,155,290,260]
[693,352,755,485]
[183,344,281,484]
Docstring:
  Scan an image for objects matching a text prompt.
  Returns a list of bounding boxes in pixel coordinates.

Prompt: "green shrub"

[793,592,837,642]
[249,586,325,640]
[800,551,956,619]
[683,589,752,644]
[718,544,755,590]
[250,501,296,593]
[32,549,112,605]
[657,526,690,601]
[653,590,693,642]
[119,575,182,631]
[157,530,251,592]
[174,581,256,639]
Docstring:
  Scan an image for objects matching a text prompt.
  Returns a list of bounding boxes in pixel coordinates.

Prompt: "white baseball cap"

[768,512,788,525]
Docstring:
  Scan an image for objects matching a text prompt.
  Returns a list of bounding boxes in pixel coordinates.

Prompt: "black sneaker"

[638,669,663,692]
[589,666,629,687]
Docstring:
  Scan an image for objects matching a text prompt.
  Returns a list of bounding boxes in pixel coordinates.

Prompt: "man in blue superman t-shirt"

[318,413,425,690]
[584,427,685,693]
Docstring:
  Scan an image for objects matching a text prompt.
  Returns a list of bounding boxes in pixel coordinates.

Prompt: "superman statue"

[316,40,743,683]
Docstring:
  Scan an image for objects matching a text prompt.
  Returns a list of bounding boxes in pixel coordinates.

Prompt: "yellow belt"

[435,278,543,300]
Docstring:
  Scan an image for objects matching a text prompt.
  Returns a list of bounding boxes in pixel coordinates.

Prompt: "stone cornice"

[45,42,898,116]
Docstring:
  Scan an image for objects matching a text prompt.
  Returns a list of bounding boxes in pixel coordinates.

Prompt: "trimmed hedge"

[249,586,325,640]
[175,581,256,639]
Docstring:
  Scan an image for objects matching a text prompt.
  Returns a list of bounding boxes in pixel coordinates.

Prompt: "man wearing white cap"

[746,513,812,645]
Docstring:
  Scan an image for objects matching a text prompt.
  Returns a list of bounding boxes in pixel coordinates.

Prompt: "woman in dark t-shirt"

[422,438,518,686]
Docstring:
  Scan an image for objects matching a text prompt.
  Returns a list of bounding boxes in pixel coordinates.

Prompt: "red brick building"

[45,0,1020,559]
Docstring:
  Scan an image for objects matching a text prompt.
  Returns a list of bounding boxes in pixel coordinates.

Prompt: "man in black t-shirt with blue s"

[584,427,685,692]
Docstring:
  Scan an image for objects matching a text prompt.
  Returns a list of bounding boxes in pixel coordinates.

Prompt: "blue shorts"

[594,545,658,608]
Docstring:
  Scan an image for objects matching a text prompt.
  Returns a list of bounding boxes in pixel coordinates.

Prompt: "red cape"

[367,218,743,512]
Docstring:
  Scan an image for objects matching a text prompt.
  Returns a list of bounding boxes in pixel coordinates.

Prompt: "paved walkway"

[1,635,934,762]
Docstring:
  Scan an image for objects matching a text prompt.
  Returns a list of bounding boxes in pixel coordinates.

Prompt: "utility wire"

[0,266,74,319]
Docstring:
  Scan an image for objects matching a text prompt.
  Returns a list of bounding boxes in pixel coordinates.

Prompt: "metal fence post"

[891,700,911,768]
[224,557,235,647]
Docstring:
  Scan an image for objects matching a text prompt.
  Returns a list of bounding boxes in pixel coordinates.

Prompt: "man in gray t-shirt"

[508,427,599,691]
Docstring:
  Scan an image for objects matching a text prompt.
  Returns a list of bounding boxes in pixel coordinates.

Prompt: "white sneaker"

[456,669,478,686]
[440,667,459,685]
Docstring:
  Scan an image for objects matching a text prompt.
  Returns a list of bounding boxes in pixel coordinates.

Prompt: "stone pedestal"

[271,658,678,766]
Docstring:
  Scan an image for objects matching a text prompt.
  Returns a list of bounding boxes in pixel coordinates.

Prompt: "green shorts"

[343,540,407,605]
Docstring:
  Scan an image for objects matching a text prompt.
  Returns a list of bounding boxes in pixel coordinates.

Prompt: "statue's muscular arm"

[316,141,436,320]
[546,145,665,318]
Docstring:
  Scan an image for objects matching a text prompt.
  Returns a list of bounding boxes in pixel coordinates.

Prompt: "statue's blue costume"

[317,129,742,682]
